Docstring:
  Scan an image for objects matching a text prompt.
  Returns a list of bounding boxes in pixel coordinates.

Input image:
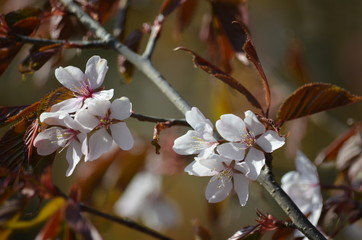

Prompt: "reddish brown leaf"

[160,0,186,17]
[175,0,199,33]
[176,47,264,112]
[228,225,261,240]
[35,209,63,240]
[277,83,362,122]
[0,105,29,127]
[118,29,143,83]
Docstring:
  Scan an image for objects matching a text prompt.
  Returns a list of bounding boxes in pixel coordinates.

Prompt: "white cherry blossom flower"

[75,97,134,161]
[51,55,114,113]
[185,154,257,206]
[216,111,285,177]
[33,111,88,176]
[281,151,323,239]
[173,107,218,158]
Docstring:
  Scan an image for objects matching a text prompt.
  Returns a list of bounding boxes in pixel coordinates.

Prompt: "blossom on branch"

[216,111,285,177]
[173,107,218,158]
[75,97,134,161]
[51,55,114,113]
[281,151,323,238]
[33,111,88,176]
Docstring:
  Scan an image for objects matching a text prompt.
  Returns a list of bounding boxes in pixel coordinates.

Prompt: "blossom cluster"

[173,107,285,206]
[33,56,134,176]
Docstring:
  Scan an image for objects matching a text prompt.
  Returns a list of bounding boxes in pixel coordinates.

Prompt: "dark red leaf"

[228,225,260,240]
[160,0,186,17]
[0,105,29,127]
[277,83,362,122]
[175,0,199,33]
[175,47,264,113]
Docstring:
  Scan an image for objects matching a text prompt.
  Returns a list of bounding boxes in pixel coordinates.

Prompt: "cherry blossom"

[281,151,323,239]
[185,154,257,206]
[75,97,134,161]
[216,111,285,177]
[33,111,88,176]
[51,55,114,113]
[173,107,218,158]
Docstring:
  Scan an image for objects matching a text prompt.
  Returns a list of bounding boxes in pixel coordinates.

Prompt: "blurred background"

[1,0,362,239]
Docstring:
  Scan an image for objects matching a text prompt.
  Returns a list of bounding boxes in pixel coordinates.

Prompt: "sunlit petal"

[84,56,108,89]
[233,173,249,206]
[244,147,265,179]
[217,142,246,160]
[50,97,83,113]
[111,97,132,120]
[256,130,285,153]
[55,66,85,93]
[244,110,265,136]
[65,140,82,177]
[216,114,247,142]
[110,122,134,150]
[87,128,113,161]
[205,175,233,203]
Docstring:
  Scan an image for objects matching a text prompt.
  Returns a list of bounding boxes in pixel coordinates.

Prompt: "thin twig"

[79,203,174,240]
[143,14,163,59]
[131,112,189,126]
[0,35,110,48]
[258,154,326,240]
[59,0,191,115]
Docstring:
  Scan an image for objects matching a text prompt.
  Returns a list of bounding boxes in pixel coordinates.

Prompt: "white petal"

[65,140,83,176]
[216,114,247,142]
[55,66,85,93]
[217,142,246,160]
[234,161,250,175]
[74,108,99,132]
[84,56,108,89]
[185,107,213,129]
[244,110,265,136]
[184,160,218,176]
[111,97,132,120]
[85,99,111,117]
[198,155,230,172]
[205,175,233,203]
[233,173,249,206]
[256,130,285,153]
[244,148,265,179]
[110,122,134,150]
[92,89,114,101]
[33,127,63,155]
[295,151,319,182]
[173,130,215,156]
[50,97,83,113]
[87,128,113,161]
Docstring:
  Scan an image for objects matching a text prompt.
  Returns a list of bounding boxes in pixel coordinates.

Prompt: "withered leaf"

[160,0,186,17]
[277,83,362,122]
[176,47,263,113]
[175,0,199,33]
[228,225,261,240]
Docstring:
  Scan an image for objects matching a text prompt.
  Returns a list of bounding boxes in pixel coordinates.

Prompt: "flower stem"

[258,154,326,240]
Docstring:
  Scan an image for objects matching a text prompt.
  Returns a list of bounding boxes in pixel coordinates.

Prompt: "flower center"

[240,131,256,147]
[75,78,94,99]
[98,111,112,129]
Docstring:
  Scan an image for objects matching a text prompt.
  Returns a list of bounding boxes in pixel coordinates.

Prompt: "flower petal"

[84,56,108,89]
[55,66,85,93]
[173,130,213,156]
[244,110,265,136]
[217,142,246,160]
[233,173,249,206]
[65,140,83,176]
[92,89,114,101]
[110,122,134,150]
[256,130,285,153]
[216,114,247,142]
[111,97,132,120]
[85,99,111,117]
[244,148,265,179]
[205,175,233,203]
[184,160,218,176]
[295,151,319,182]
[185,107,213,129]
[50,97,83,113]
[198,155,230,172]
[75,108,99,132]
[87,128,113,161]
[34,127,63,155]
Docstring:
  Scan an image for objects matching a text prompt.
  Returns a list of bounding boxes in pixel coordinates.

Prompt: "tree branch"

[79,203,174,240]
[143,15,163,59]
[59,0,191,115]
[258,154,326,240]
[131,112,189,126]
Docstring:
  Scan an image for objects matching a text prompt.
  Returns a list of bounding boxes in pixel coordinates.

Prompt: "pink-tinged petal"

[233,173,249,206]
[50,97,83,113]
[244,110,265,136]
[34,127,63,155]
[244,148,265,179]
[295,151,319,182]
[185,107,213,129]
[110,122,134,150]
[256,130,285,153]
[92,89,114,101]
[84,56,108,89]
[85,99,111,117]
[74,108,99,132]
[205,175,233,203]
[173,130,214,156]
[55,66,85,93]
[217,142,246,161]
[40,111,69,126]
[281,171,298,186]
[216,114,247,142]
[87,128,113,161]
[77,133,88,157]
[111,97,132,120]
[65,140,83,177]
[184,160,218,176]
[198,155,229,172]
[234,162,250,175]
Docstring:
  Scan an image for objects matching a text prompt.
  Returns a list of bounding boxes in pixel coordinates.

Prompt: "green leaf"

[277,83,362,122]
